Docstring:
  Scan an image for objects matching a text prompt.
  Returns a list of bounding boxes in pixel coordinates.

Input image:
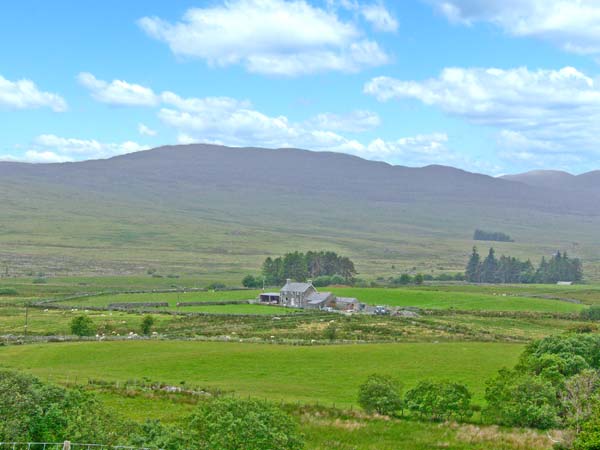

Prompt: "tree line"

[465,247,583,283]
[260,251,357,285]
[357,333,600,448]
[473,229,513,242]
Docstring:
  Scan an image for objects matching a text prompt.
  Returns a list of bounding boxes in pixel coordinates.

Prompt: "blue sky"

[2,0,600,174]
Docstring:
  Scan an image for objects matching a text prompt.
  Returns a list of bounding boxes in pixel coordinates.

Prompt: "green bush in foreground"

[0,370,124,444]
[0,287,18,295]
[484,369,558,429]
[358,374,403,416]
[188,397,304,450]
[405,380,472,422]
[70,315,96,337]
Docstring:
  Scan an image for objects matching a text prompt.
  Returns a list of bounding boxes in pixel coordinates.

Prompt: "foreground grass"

[0,341,523,406]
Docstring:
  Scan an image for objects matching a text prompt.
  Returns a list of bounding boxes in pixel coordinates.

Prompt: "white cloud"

[138,0,390,75]
[155,91,462,167]
[78,72,159,106]
[306,110,381,132]
[25,134,149,161]
[0,74,67,112]
[428,0,600,55]
[138,123,157,136]
[365,66,600,165]
[360,3,398,32]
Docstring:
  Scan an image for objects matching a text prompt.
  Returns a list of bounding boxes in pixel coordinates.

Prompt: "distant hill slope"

[501,170,600,192]
[1,144,599,280]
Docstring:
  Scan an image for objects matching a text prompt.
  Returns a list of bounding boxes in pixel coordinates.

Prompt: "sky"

[2,0,600,175]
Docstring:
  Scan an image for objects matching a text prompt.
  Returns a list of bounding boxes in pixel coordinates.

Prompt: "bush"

[0,370,126,444]
[242,275,262,288]
[70,315,96,337]
[140,315,155,335]
[580,306,600,321]
[312,275,332,287]
[394,274,412,285]
[405,380,472,421]
[484,369,558,429]
[206,282,227,290]
[187,397,303,450]
[358,374,403,416]
[573,401,600,449]
[414,274,424,285]
[0,288,18,296]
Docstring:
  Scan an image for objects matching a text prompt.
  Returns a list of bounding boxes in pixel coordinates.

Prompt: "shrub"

[405,380,472,421]
[140,315,155,335]
[573,401,600,450]
[414,274,424,285]
[312,276,332,287]
[206,282,226,290]
[358,374,403,416]
[323,323,337,341]
[329,274,345,285]
[187,397,303,450]
[32,277,47,284]
[0,370,125,444]
[394,274,412,285]
[0,288,18,296]
[580,306,600,321]
[242,275,261,288]
[70,315,96,337]
[484,369,558,429]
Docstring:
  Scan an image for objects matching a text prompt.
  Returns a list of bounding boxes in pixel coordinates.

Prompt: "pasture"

[330,287,584,312]
[0,340,523,406]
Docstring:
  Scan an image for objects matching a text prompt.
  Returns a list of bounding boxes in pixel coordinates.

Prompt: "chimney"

[308,279,313,285]
[286,278,291,284]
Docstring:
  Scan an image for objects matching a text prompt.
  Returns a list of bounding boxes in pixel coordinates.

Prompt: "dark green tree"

[70,315,95,337]
[358,374,403,416]
[465,247,481,282]
[140,315,155,335]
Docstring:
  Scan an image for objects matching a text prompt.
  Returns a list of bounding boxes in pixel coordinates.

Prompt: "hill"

[1,144,599,280]
[502,169,600,192]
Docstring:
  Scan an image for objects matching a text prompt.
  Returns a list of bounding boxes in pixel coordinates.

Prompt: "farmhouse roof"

[306,292,332,305]
[281,281,313,292]
[335,297,359,304]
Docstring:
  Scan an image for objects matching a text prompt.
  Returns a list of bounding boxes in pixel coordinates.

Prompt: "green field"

[0,340,523,407]
[330,287,584,312]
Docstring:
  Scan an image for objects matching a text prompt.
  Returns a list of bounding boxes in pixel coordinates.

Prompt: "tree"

[414,274,424,285]
[483,369,558,429]
[405,380,472,421]
[187,397,303,450]
[70,315,95,337]
[465,247,481,283]
[242,275,262,288]
[0,370,126,444]
[140,315,155,335]
[561,370,600,432]
[573,401,600,450]
[358,374,403,416]
[480,248,499,283]
[324,323,337,341]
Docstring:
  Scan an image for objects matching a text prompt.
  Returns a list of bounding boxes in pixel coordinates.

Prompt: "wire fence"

[0,443,159,450]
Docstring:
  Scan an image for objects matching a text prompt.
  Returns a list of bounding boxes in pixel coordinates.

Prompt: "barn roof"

[307,292,332,304]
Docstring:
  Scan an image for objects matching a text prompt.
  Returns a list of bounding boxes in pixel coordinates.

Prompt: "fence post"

[63,441,71,450]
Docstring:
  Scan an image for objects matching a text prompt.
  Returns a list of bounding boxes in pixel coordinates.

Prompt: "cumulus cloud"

[138,0,390,75]
[428,0,600,55]
[0,74,67,112]
[359,3,398,32]
[138,123,157,136]
[155,92,459,166]
[365,66,600,166]
[78,72,159,106]
[11,134,150,162]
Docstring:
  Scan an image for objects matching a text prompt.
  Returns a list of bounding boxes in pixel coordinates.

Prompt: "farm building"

[259,279,362,311]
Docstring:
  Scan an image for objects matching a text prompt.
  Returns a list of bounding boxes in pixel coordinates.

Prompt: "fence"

[0,443,159,450]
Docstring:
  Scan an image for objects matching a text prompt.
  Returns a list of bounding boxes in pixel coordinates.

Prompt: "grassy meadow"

[1,279,598,449]
[0,340,523,406]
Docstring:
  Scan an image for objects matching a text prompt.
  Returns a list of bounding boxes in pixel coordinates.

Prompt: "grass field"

[330,287,584,312]
[0,340,523,407]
